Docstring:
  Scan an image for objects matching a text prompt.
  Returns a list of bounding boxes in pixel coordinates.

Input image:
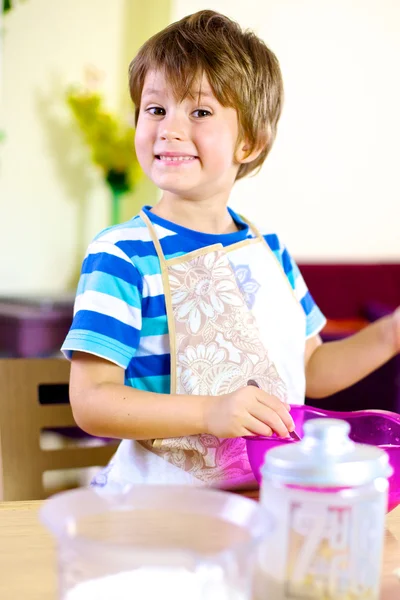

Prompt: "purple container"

[245,405,400,512]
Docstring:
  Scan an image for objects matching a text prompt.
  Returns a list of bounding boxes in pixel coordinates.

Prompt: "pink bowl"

[245,405,400,513]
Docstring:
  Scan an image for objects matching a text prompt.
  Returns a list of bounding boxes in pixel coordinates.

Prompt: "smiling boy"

[62,10,400,492]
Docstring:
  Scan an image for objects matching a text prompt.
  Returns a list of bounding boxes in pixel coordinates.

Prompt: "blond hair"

[129,10,283,180]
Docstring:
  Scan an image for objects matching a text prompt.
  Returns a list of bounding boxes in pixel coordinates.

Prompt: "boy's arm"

[305,308,400,399]
[69,352,294,440]
[70,352,206,439]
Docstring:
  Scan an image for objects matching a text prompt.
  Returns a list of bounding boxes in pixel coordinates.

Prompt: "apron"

[138,211,306,490]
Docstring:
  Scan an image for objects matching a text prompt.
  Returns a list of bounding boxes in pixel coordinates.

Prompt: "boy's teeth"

[159,155,195,161]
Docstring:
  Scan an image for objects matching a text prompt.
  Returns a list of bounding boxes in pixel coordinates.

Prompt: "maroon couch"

[299,263,400,413]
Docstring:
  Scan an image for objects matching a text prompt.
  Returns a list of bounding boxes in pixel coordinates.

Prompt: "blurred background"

[0,0,399,357]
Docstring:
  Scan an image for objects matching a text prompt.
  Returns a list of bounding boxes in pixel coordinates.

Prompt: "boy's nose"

[159,128,186,142]
[159,114,187,141]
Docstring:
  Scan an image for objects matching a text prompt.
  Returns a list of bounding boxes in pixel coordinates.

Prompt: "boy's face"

[135,70,242,202]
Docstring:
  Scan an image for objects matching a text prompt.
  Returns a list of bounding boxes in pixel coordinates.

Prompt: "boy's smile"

[155,152,199,167]
[135,70,243,204]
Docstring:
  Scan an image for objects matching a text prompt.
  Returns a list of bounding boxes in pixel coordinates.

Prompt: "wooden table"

[0,499,399,599]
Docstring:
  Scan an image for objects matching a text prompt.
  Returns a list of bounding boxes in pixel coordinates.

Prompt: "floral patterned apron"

[138,211,306,489]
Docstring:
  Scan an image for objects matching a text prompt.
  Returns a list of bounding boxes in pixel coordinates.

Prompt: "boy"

[62,10,400,492]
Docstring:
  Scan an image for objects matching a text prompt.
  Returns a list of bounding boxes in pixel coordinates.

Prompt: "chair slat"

[40,445,117,471]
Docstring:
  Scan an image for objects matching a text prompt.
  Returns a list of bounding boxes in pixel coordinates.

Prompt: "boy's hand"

[203,386,295,439]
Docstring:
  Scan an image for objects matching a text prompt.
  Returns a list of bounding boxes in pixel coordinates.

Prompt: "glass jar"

[40,485,271,600]
[255,418,392,600]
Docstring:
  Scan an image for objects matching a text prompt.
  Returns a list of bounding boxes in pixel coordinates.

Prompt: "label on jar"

[282,498,384,599]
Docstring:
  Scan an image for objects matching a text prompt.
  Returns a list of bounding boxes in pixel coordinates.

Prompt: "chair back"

[0,358,118,500]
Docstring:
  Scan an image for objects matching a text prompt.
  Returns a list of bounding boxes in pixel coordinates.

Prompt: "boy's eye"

[192,109,212,118]
[146,107,165,116]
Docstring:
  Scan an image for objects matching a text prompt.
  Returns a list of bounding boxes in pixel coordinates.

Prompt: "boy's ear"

[235,137,267,164]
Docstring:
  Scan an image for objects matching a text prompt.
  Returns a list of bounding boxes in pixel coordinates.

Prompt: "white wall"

[172,0,400,261]
[0,0,127,295]
[0,0,169,296]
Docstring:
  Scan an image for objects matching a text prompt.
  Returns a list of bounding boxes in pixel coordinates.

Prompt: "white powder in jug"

[65,566,245,600]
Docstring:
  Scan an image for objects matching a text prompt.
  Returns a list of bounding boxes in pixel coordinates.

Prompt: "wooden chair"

[0,358,118,501]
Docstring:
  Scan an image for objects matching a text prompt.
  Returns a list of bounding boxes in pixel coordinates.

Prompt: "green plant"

[2,0,28,13]
[66,77,142,224]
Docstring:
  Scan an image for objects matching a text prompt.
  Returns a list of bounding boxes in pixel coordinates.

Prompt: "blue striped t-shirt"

[62,206,326,393]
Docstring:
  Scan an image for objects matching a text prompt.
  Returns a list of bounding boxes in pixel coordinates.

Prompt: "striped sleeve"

[264,234,326,338]
[61,240,143,368]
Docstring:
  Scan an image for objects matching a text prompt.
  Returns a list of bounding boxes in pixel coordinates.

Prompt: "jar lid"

[262,418,393,487]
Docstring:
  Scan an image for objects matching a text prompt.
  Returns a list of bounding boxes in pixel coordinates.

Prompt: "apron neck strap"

[140,210,167,263]
[237,214,265,242]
